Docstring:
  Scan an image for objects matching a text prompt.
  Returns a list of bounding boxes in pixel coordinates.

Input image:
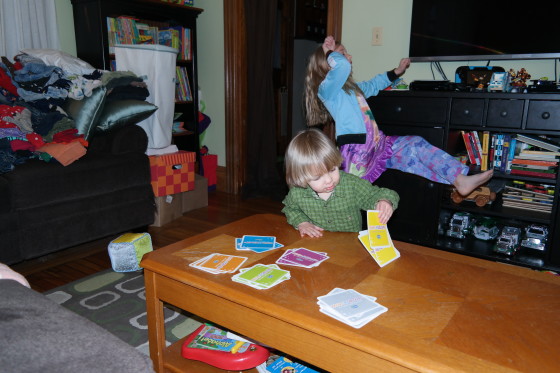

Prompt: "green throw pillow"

[95,100,158,133]
[63,86,107,141]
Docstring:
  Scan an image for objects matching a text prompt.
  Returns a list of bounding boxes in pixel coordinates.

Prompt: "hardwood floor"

[12,191,284,293]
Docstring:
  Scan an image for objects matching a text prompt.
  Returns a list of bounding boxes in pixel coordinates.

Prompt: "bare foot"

[453,170,494,196]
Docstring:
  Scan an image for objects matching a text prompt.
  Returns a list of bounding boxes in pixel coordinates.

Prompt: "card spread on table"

[317,288,387,328]
[235,236,284,253]
[276,248,329,268]
[231,263,290,289]
[190,253,248,274]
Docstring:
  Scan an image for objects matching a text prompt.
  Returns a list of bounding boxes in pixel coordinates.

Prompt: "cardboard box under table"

[149,150,195,196]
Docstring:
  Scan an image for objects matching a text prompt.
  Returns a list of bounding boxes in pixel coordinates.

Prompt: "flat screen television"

[409,0,560,62]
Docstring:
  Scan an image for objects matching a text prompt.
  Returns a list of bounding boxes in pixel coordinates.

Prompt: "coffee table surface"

[141,214,560,373]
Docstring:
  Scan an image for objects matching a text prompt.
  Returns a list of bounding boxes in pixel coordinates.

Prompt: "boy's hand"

[297,222,324,238]
[375,200,394,225]
[322,36,336,54]
[394,58,411,76]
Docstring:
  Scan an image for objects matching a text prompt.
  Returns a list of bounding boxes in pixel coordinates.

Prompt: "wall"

[341,0,556,84]
[196,1,225,167]
[55,0,76,56]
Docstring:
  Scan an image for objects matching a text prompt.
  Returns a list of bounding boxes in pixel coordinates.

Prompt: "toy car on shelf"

[473,217,499,241]
[493,226,522,256]
[451,186,496,207]
[446,212,475,239]
[521,224,548,251]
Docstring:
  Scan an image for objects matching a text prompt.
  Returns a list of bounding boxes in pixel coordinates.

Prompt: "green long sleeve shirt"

[282,171,399,232]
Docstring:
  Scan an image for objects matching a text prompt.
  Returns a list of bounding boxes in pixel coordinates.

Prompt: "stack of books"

[106,16,192,59]
[460,131,560,178]
[510,134,559,179]
[175,66,193,102]
[502,181,555,213]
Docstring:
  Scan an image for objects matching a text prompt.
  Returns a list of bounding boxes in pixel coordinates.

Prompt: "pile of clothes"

[0,50,149,174]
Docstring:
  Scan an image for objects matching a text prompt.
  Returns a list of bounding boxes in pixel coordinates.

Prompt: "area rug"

[44,269,204,355]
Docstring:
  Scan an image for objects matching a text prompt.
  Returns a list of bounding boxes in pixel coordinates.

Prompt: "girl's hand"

[322,36,336,54]
[297,222,324,238]
[394,58,411,76]
[375,200,394,225]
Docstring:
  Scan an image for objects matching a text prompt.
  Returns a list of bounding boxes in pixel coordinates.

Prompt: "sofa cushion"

[95,99,157,133]
[63,86,107,140]
[4,152,151,211]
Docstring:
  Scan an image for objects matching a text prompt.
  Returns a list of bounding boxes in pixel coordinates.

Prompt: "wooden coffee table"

[141,214,560,372]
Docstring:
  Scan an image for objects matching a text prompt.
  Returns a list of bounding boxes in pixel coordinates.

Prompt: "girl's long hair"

[303,44,363,127]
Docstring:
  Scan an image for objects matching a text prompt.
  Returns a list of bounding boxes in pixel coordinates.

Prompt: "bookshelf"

[71,0,203,156]
[368,90,560,272]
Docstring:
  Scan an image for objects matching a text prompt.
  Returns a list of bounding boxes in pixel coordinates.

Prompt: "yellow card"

[373,244,400,267]
[366,210,391,249]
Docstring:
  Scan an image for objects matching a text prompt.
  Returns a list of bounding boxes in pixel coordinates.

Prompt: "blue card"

[240,235,276,251]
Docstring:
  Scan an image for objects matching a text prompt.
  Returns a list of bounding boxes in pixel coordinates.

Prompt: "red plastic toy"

[181,324,270,370]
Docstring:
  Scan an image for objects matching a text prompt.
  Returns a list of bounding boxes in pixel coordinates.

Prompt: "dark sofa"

[0,123,155,265]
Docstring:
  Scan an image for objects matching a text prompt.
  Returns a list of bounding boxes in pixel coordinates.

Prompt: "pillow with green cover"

[95,100,158,133]
[63,86,107,140]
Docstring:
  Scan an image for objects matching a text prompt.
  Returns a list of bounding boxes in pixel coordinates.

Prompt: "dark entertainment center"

[369,90,560,272]
[368,0,560,272]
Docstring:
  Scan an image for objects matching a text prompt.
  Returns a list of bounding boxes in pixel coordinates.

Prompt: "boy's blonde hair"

[304,43,364,127]
[285,129,343,188]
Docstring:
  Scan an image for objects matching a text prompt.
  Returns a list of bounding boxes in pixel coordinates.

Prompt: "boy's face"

[307,167,340,194]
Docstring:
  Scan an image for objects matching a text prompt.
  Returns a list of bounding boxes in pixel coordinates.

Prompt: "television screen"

[409,1,560,61]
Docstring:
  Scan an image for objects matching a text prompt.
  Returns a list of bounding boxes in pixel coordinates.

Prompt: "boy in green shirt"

[282,129,399,238]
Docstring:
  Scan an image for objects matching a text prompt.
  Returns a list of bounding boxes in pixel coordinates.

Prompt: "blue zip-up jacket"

[318,52,395,146]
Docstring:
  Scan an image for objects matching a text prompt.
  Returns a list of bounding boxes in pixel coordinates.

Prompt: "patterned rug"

[44,269,204,355]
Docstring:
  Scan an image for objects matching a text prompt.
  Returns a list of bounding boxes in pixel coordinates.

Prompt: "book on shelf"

[515,134,560,152]
[158,28,180,49]
[505,136,517,173]
[502,184,554,213]
[461,131,476,165]
[472,131,484,167]
[509,168,557,179]
[511,158,558,167]
[502,200,552,212]
[488,134,496,169]
[508,181,555,196]
[175,66,192,102]
[493,133,504,170]
[481,131,490,171]
[511,165,556,173]
[106,16,191,57]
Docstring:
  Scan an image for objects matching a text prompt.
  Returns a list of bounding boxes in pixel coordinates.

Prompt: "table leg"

[144,269,167,372]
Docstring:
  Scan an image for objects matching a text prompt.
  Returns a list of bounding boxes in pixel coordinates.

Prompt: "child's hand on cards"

[375,200,394,224]
[297,222,324,238]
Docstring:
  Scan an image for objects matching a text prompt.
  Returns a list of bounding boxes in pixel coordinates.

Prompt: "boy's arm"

[355,177,400,212]
[281,192,312,229]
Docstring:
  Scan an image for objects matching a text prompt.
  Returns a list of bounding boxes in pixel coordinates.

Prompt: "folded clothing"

[37,141,86,166]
